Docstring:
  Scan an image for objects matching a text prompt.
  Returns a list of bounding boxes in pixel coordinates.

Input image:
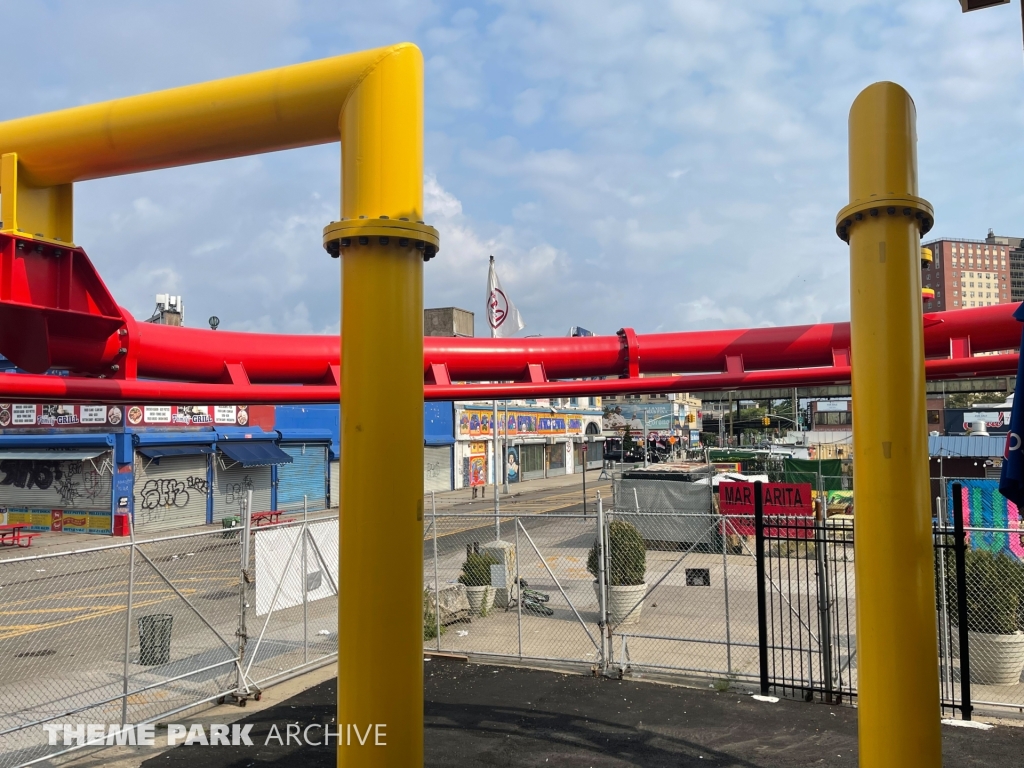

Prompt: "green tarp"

[783,458,845,491]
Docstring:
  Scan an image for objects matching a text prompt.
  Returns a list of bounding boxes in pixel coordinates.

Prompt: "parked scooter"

[506,577,553,616]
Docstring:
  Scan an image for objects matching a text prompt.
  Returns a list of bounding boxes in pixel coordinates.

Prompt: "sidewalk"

[429,469,611,513]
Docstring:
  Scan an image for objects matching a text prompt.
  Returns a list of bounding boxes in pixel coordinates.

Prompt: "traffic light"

[686,413,696,424]
[762,416,771,426]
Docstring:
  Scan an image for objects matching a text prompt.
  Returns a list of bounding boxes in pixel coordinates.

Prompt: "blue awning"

[137,445,214,460]
[218,441,293,467]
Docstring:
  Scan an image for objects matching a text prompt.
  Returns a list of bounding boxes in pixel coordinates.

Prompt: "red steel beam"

[0,352,1014,405]
[126,302,1019,385]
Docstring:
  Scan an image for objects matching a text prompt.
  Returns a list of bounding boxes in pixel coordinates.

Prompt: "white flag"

[486,255,525,338]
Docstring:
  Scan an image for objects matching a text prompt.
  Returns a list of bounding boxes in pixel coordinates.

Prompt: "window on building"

[814,411,852,426]
[927,410,941,425]
[954,301,959,306]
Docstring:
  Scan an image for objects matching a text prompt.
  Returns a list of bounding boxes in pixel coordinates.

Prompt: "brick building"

[921,231,1019,311]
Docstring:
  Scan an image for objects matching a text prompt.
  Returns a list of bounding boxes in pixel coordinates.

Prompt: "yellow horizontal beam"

[0,44,411,187]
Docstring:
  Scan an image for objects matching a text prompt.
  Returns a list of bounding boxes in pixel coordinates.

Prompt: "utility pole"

[643,409,649,467]
[728,393,734,446]
[493,399,500,539]
[502,400,510,494]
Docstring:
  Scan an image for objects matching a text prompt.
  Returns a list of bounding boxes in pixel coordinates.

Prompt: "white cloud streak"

[0,1,1020,339]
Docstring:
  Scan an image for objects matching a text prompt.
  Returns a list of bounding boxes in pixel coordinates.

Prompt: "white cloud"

[0,0,1019,340]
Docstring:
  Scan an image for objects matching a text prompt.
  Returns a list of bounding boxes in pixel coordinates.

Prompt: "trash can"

[221,516,240,539]
[138,614,173,666]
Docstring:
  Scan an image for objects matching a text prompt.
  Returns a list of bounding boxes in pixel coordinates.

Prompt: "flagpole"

[490,256,500,541]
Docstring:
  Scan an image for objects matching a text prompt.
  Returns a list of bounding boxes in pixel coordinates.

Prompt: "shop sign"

[719,482,814,538]
[124,405,248,427]
[0,404,123,428]
[458,408,586,438]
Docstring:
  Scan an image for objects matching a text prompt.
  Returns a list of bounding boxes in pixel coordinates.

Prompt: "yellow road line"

[0,598,168,641]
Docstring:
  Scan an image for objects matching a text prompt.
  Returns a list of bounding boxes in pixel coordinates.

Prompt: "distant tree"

[621,424,636,453]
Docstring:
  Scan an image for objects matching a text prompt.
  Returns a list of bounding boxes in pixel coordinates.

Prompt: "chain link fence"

[421,472,1024,720]
[0,503,338,768]
[936,478,1024,716]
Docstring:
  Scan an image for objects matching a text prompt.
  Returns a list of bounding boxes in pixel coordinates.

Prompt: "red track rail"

[0,232,1017,403]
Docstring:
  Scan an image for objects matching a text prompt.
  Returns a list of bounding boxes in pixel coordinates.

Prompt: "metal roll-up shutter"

[424,445,452,493]
[134,454,209,533]
[329,460,340,508]
[0,452,114,533]
[0,453,113,511]
[214,459,272,521]
[277,443,328,512]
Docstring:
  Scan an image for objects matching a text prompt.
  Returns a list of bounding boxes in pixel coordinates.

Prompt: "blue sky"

[1,1,1022,338]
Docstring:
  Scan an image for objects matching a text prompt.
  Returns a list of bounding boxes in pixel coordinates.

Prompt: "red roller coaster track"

[0,231,1017,404]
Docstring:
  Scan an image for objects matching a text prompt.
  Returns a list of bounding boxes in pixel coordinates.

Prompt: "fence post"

[120,511,137,727]
[431,491,441,652]
[814,498,834,703]
[302,494,308,665]
[755,480,769,696]
[514,515,522,661]
[720,504,733,675]
[236,489,253,695]
[935,494,951,701]
[952,483,972,721]
[596,492,608,674]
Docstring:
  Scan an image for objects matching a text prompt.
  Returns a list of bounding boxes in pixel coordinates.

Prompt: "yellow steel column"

[836,82,941,768]
[333,43,429,767]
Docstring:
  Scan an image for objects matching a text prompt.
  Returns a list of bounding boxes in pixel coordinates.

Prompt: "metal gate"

[133,453,210,532]
[754,483,856,703]
[214,461,271,520]
[424,445,452,493]
[277,443,327,511]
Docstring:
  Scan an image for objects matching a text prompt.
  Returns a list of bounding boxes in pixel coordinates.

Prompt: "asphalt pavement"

[142,658,1024,767]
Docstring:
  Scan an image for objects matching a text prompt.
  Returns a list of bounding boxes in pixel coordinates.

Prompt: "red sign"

[719,482,814,537]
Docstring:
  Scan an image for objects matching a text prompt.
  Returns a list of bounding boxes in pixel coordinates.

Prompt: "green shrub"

[587,520,646,586]
[458,552,500,587]
[945,548,1024,635]
[423,588,446,640]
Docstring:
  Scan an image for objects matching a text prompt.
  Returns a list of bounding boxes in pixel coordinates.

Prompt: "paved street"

[141,660,1024,767]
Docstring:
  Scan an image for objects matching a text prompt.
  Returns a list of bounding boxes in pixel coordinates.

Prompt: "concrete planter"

[599,583,647,626]
[968,630,1024,685]
[464,585,495,616]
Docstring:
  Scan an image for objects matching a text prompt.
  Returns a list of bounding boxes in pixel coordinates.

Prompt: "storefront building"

[453,401,604,489]
[0,403,334,536]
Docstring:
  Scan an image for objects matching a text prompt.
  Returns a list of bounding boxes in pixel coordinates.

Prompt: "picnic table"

[250,511,291,527]
[0,523,39,548]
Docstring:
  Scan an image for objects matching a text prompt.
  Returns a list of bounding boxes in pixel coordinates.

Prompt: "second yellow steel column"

[836,82,941,767]
[330,43,435,767]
